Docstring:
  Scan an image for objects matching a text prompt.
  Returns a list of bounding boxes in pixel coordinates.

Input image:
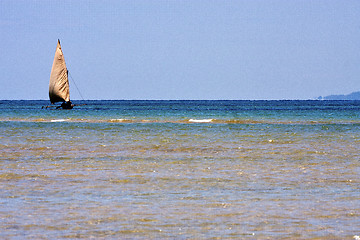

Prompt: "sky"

[1,0,360,100]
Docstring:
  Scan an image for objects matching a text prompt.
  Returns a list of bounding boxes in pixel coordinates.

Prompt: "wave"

[1,118,360,125]
[50,119,68,122]
[189,119,213,123]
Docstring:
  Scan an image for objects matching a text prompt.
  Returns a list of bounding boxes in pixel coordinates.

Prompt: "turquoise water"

[1,100,360,239]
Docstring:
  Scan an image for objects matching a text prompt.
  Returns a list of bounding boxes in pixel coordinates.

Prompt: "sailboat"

[48,39,73,109]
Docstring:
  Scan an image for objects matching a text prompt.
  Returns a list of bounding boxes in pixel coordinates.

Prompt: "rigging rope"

[68,71,85,101]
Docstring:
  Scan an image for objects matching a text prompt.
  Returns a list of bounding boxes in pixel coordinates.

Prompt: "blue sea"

[1,100,359,239]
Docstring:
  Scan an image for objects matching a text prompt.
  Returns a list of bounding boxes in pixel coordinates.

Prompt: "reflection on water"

[1,101,360,239]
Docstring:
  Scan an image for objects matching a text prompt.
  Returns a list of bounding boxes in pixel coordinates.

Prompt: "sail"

[49,39,70,103]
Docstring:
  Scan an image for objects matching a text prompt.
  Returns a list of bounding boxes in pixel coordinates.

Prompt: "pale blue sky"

[1,0,360,100]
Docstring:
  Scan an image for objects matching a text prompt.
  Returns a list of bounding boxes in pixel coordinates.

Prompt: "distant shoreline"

[318,91,360,100]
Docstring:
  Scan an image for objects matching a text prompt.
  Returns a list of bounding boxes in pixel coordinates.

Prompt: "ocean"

[1,100,359,239]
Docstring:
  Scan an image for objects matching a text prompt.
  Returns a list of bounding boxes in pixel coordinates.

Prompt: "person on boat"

[57,101,74,109]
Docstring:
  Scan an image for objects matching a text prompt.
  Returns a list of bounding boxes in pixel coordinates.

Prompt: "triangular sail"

[49,39,70,103]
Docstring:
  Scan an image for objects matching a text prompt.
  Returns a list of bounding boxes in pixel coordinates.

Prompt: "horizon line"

[1,99,354,101]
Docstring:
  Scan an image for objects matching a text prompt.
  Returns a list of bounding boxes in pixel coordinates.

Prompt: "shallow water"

[1,100,360,239]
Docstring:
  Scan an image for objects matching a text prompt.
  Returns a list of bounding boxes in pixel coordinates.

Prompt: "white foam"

[189,119,213,123]
[50,119,67,122]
